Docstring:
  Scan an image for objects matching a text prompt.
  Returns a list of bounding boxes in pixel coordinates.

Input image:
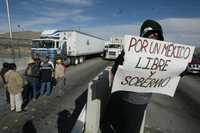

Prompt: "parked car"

[187,57,200,74]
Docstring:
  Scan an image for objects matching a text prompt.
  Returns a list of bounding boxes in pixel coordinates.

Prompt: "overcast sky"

[0,0,200,47]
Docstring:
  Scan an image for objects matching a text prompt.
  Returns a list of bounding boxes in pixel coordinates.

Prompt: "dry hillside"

[0,31,40,39]
[0,31,40,58]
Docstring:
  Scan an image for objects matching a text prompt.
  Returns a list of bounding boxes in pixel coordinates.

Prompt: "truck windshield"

[32,40,55,48]
[108,44,121,48]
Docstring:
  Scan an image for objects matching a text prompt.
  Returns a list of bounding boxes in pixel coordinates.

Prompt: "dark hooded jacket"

[111,20,164,104]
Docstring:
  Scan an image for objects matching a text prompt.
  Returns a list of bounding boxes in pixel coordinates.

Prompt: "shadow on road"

[176,89,200,120]
[57,90,87,133]
[22,120,37,133]
[57,110,71,133]
[22,84,31,109]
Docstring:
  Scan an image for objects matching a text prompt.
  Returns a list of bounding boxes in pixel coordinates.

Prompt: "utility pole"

[6,0,15,62]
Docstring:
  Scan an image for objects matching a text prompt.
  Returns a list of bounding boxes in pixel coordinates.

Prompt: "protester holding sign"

[101,20,194,133]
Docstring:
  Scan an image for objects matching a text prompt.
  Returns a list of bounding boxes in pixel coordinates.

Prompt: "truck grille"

[109,51,116,55]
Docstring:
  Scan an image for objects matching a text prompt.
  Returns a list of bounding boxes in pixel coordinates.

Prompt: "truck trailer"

[31,30,106,65]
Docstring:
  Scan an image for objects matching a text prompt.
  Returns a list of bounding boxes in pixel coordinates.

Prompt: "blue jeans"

[27,77,39,99]
[40,82,51,96]
[101,94,147,133]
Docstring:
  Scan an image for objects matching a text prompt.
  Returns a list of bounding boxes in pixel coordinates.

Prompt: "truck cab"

[104,42,123,60]
[32,38,67,63]
[32,30,105,65]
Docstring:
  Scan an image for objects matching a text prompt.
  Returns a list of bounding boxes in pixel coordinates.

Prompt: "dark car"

[187,57,200,74]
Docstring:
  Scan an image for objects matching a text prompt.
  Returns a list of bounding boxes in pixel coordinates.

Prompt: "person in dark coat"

[25,58,41,101]
[101,19,165,133]
[0,62,11,104]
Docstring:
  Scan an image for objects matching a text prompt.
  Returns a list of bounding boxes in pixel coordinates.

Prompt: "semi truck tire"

[71,57,75,65]
[75,57,79,65]
[63,57,70,65]
[79,56,84,63]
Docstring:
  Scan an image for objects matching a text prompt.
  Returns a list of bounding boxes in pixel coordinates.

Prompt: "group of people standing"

[0,56,66,113]
[25,56,53,99]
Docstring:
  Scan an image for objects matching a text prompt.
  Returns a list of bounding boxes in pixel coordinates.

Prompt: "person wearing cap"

[101,19,164,133]
[25,58,41,101]
[54,59,66,97]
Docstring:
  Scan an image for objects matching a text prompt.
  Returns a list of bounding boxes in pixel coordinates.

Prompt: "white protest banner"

[112,35,195,97]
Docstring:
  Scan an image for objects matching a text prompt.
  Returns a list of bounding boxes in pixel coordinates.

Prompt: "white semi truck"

[104,37,123,60]
[32,30,105,65]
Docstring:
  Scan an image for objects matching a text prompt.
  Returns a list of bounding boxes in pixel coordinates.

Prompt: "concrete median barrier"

[71,68,111,133]
[72,66,146,133]
[84,69,110,133]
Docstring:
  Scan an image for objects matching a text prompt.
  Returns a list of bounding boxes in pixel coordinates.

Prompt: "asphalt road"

[145,74,200,133]
[1,57,200,133]
[0,57,111,133]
